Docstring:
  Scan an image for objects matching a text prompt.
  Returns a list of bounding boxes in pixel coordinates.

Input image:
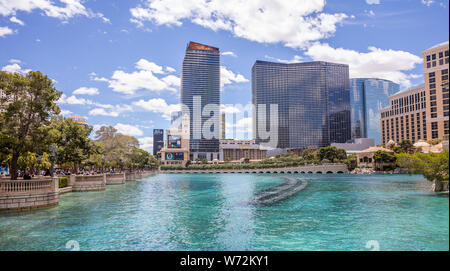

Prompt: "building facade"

[220,139,267,161]
[160,114,190,165]
[68,115,88,129]
[252,60,351,150]
[350,78,399,144]
[421,42,449,140]
[380,85,427,145]
[153,129,164,156]
[170,111,182,130]
[181,41,220,161]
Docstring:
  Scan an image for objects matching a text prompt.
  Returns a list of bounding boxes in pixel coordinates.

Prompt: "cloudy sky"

[1,0,449,152]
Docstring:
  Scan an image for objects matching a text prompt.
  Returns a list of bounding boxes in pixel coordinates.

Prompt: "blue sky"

[1,0,449,152]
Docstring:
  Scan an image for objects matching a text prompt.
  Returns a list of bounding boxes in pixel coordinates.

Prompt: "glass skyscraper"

[252,61,351,149]
[153,129,164,156]
[350,78,399,145]
[181,42,220,160]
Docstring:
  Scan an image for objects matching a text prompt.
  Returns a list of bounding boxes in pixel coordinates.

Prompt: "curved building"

[350,78,399,145]
[252,60,351,150]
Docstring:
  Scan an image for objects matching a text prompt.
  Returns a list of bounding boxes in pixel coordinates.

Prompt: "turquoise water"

[0,174,448,251]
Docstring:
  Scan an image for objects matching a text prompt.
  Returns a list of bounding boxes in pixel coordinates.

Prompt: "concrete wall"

[106,173,126,185]
[0,177,59,211]
[161,164,349,174]
[125,172,136,181]
[71,174,106,192]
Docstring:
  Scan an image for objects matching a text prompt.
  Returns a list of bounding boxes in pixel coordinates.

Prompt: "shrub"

[58,177,68,188]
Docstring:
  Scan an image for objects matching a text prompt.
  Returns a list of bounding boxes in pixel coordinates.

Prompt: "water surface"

[0,174,448,251]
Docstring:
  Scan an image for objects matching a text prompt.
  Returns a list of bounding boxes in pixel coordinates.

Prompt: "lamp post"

[37,155,42,176]
[101,154,105,174]
[49,144,57,177]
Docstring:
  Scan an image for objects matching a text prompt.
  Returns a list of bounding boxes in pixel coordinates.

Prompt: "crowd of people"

[0,168,131,179]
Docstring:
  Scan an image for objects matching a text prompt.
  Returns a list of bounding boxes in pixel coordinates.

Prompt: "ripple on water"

[0,174,448,251]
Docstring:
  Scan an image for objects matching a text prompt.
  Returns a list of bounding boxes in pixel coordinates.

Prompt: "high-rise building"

[380,85,427,145]
[153,129,164,156]
[220,113,226,139]
[350,78,400,144]
[171,111,182,130]
[421,42,449,140]
[252,61,351,150]
[181,41,220,161]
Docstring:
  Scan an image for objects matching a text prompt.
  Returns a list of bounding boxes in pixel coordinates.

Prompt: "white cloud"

[220,66,249,90]
[88,104,133,117]
[10,16,24,25]
[135,58,164,74]
[222,51,237,57]
[8,59,21,64]
[264,55,303,64]
[130,0,348,49]
[133,98,180,120]
[114,123,144,137]
[57,94,92,105]
[1,63,31,74]
[220,104,241,114]
[57,94,128,116]
[59,109,72,116]
[305,43,423,88]
[421,0,434,6]
[165,66,176,73]
[72,87,99,95]
[0,26,14,37]
[138,137,153,152]
[366,0,380,4]
[95,59,180,95]
[225,116,253,139]
[0,0,110,22]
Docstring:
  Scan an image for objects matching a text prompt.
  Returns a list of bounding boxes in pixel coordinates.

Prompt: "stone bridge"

[161,163,348,174]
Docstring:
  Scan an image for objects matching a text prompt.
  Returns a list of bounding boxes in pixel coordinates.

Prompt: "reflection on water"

[0,174,448,251]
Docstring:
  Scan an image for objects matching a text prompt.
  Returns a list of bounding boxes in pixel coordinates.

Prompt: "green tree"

[396,151,449,192]
[17,151,37,171]
[52,117,101,173]
[301,149,315,162]
[0,71,61,179]
[185,160,192,168]
[344,154,357,171]
[132,148,151,169]
[393,139,415,154]
[317,146,347,163]
[373,150,396,171]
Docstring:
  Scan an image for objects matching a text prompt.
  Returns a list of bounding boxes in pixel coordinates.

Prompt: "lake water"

[0,173,448,251]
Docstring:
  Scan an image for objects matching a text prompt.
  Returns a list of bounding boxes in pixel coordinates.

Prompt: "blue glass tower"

[181,42,220,160]
[350,78,400,145]
[252,61,351,149]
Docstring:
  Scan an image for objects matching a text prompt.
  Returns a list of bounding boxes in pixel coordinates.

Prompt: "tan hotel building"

[380,85,427,144]
[422,42,449,140]
[380,42,449,145]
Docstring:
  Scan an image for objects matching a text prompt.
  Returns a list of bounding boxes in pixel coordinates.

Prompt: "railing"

[75,175,104,182]
[0,178,55,195]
